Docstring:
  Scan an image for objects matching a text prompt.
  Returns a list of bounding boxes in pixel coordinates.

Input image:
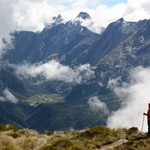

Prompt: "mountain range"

[1,12,150,132]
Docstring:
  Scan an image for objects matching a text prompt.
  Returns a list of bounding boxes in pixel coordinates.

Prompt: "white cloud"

[0,0,17,56]
[0,88,19,103]
[14,0,56,31]
[124,0,150,21]
[6,0,150,33]
[10,60,95,84]
[107,66,150,131]
[88,96,109,115]
[47,0,100,8]
[92,3,127,27]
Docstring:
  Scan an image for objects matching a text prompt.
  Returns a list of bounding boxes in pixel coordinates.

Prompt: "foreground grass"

[0,124,149,150]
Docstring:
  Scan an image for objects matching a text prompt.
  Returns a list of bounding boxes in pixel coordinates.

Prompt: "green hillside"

[0,100,107,132]
[0,69,28,99]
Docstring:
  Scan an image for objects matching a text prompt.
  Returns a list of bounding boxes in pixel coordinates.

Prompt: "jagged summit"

[114,18,138,34]
[46,12,103,34]
[69,11,104,34]
[45,14,63,28]
[117,18,124,23]
[52,14,63,25]
[76,12,91,20]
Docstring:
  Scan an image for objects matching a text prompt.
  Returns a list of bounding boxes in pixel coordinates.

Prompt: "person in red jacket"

[144,103,150,137]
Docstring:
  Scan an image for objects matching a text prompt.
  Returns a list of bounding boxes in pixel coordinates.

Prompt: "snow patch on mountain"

[46,12,104,34]
[71,12,104,34]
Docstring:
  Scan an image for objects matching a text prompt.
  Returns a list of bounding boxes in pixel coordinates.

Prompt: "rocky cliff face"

[3,16,150,101]
[3,12,100,65]
[4,17,150,100]
[66,19,150,101]
[73,18,139,66]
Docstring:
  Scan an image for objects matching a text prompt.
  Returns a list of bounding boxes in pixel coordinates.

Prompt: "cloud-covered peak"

[76,12,91,20]
[52,14,63,25]
[46,14,63,28]
[70,12,104,34]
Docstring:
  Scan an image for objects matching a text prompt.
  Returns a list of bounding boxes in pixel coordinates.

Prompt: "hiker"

[143,103,150,137]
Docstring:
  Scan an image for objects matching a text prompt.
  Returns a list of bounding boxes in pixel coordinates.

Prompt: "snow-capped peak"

[71,12,104,34]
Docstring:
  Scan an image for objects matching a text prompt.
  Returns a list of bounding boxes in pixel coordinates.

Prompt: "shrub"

[44,131,54,136]
[0,124,6,131]
[39,145,57,150]
[0,124,20,132]
[8,132,20,138]
[53,139,73,148]
[20,138,35,149]
[80,126,111,138]
[126,127,138,135]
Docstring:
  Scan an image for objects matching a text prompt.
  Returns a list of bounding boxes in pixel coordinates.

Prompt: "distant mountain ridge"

[73,18,140,66]
[4,12,100,65]
[66,18,150,101]
[47,12,104,34]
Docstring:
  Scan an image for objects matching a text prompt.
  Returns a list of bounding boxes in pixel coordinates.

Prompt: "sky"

[99,0,127,6]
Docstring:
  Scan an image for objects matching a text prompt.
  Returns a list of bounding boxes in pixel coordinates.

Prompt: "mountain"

[49,14,63,26]
[71,12,104,34]
[2,13,150,132]
[73,18,139,66]
[66,19,150,101]
[3,12,100,65]
[0,102,33,128]
[0,99,107,132]
[0,68,28,99]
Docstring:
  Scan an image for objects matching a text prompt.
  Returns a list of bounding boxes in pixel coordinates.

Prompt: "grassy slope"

[0,124,149,150]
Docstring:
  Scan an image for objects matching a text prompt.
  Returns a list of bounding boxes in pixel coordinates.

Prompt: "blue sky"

[48,0,128,9]
[101,0,127,6]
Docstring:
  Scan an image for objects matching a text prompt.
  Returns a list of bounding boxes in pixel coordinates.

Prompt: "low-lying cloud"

[10,60,95,84]
[0,88,19,103]
[106,66,150,131]
[87,66,150,131]
[88,96,109,115]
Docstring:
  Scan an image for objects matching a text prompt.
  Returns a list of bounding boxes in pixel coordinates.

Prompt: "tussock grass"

[0,124,148,150]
